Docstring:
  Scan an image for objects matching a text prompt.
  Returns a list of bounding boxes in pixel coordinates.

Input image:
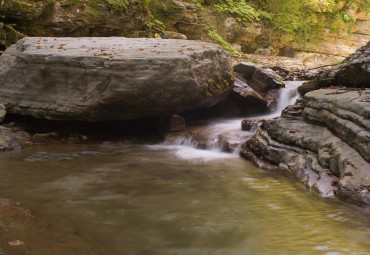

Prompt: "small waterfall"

[274,81,303,114]
[154,80,304,159]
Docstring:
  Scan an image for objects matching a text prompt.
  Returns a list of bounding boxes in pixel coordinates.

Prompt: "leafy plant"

[214,0,259,22]
[107,0,130,14]
[146,18,166,33]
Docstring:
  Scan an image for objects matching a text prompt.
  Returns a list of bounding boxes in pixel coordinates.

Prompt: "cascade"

[154,80,305,160]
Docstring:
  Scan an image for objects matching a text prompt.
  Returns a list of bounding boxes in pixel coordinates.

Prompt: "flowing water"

[0,82,369,254]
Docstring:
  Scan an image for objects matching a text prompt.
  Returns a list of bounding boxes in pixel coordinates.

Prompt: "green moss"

[205,72,233,97]
[106,0,130,14]
[206,26,239,54]
[0,0,54,14]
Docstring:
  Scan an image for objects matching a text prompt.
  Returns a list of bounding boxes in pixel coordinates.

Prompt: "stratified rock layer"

[241,88,370,205]
[0,37,233,121]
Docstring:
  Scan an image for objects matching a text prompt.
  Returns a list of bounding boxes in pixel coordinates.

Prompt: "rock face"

[231,63,284,114]
[241,88,370,205]
[233,62,259,80]
[0,37,233,121]
[230,78,268,114]
[248,68,285,95]
[299,41,370,95]
[317,41,369,88]
[0,103,5,123]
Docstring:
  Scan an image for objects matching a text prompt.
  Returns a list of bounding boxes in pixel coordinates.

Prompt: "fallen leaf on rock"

[364,184,370,190]
[8,240,24,246]
[289,130,296,133]
[139,49,144,51]
[36,46,42,49]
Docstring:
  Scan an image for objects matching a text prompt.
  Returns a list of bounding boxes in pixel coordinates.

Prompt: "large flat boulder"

[0,37,233,121]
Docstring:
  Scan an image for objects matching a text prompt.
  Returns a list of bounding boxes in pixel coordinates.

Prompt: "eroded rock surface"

[0,37,233,121]
[299,41,370,95]
[241,88,370,205]
[0,103,5,123]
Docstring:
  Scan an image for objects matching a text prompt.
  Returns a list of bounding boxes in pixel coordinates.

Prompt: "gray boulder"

[233,62,259,81]
[0,37,233,121]
[231,78,268,114]
[248,68,285,95]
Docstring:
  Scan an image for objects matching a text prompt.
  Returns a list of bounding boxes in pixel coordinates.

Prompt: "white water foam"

[150,80,304,158]
[147,144,238,162]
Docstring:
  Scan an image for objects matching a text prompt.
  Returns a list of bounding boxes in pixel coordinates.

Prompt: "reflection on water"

[0,144,369,255]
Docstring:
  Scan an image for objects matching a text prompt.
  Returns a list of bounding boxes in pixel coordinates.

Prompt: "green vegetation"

[206,26,239,53]
[146,18,166,33]
[251,0,366,44]
[107,0,130,14]
[214,0,259,22]
[0,0,366,54]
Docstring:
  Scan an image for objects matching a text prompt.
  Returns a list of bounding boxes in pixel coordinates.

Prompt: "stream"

[0,82,369,254]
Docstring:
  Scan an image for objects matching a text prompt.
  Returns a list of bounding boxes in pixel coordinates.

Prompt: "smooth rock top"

[0,37,233,121]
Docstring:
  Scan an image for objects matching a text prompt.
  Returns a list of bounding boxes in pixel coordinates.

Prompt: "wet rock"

[249,68,285,95]
[242,88,370,205]
[298,80,318,96]
[264,89,280,112]
[281,99,304,120]
[278,46,295,58]
[231,78,268,114]
[0,103,5,123]
[31,132,61,144]
[0,37,233,121]
[168,115,186,132]
[241,120,259,131]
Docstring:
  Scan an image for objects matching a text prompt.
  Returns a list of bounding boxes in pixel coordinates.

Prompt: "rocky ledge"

[0,37,233,121]
[299,41,369,95]
[241,88,370,205]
